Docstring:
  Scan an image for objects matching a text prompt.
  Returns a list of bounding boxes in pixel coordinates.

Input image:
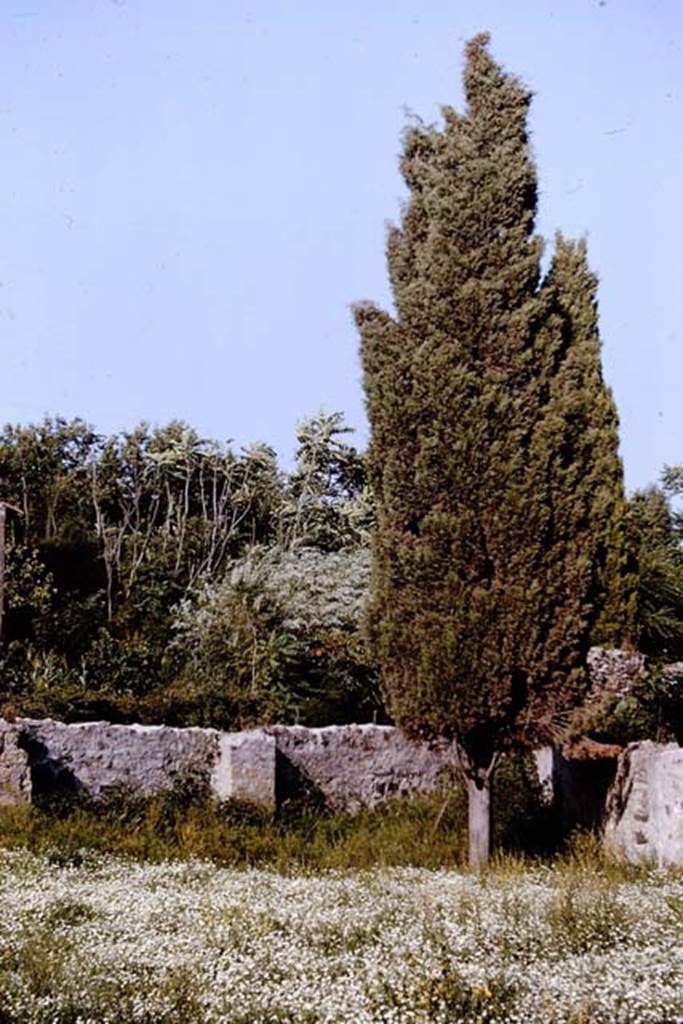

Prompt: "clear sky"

[1,0,681,491]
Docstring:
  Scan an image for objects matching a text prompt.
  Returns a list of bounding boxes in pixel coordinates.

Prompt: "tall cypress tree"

[355,34,632,867]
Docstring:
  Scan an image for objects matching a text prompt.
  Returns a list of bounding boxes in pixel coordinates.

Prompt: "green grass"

[0,766,652,882]
[0,786,470,871]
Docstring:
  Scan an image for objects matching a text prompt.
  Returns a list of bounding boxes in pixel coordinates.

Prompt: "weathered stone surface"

[3,719,456,813]
[18,717,222,800]
[603,741,683,867]
[211,730,276,810]
[268,724,458,811]
[0,721,32,806]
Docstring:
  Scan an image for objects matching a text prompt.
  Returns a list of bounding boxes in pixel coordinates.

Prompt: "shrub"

[170,545,382,728]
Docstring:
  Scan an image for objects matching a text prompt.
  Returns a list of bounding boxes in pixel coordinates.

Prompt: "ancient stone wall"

[0,721,31,806]
[0,718,455,813]
[0,646,647,814]
[18,718,222,799]
[268,724,457,811]
[1,718,276,810]
[2,714,682,867]
[603,741,683,868]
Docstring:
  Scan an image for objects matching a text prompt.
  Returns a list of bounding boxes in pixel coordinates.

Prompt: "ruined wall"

[2,714,682,867]
[0,718,454,813]
[0,646,648,814]
[4,718,276,811]
[268,724,457,810]
[603,741,683,868]
[19,718,220,798]
[0,721,31,806]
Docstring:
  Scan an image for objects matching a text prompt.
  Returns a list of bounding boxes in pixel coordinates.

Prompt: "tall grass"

[0,753,562,871]
[0,787,467,871]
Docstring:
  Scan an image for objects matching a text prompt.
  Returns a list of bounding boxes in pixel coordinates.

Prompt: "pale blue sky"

[1,0,681,491]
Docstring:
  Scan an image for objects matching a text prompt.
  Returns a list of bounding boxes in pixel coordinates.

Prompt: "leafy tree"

[630,484,683,658]
[0,417,100,544]
[664,464,683,542]
[355,35,632,867]
[280,411,373,551]
[2,540,54,642]
[0,408,378,724]
[541,238,638,648]
[91,421,282,621]
[169,550,299,727]
[0,415,287,711]
[0,417,104,653]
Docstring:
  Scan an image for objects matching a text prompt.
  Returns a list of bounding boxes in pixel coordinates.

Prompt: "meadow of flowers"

[0,846,681,1024]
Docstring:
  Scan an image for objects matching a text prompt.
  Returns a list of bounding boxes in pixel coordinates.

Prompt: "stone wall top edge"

[624,739,682,753]
[4,717,679,760]
[11,716,223,738]
[265,723,397,736]
[4,717,404,739]
[4,718,401,741]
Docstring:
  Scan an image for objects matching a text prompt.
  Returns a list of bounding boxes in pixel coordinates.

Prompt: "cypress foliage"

[544,236,638,648]
[354,35,632,865]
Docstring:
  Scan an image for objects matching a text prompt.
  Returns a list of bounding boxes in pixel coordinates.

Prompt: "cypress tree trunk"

[466,774,492,871]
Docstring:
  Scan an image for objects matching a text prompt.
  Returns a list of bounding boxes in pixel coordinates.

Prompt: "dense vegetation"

[0,408,681,738]
[0,411,380,728]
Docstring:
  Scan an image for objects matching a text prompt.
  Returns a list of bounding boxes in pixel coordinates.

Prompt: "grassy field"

[0,843,681,1024]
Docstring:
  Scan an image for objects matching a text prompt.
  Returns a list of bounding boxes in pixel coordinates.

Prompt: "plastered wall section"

[211,730,276,810]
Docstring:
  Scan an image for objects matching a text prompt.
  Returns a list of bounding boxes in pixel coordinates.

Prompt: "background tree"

[630,482,683,658]
[170,413,379,728]
[355,34,633,867]
[280,411,373,551]
[0,409,379,729]
[171,545,379,728]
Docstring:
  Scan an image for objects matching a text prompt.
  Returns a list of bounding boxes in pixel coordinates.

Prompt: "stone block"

[211,730,276,809]
[0,721,31,806]
[603,741,683,867]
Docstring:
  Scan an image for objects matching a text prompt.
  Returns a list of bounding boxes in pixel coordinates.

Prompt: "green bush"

[170,546,382,729]
[573,664,682,745]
